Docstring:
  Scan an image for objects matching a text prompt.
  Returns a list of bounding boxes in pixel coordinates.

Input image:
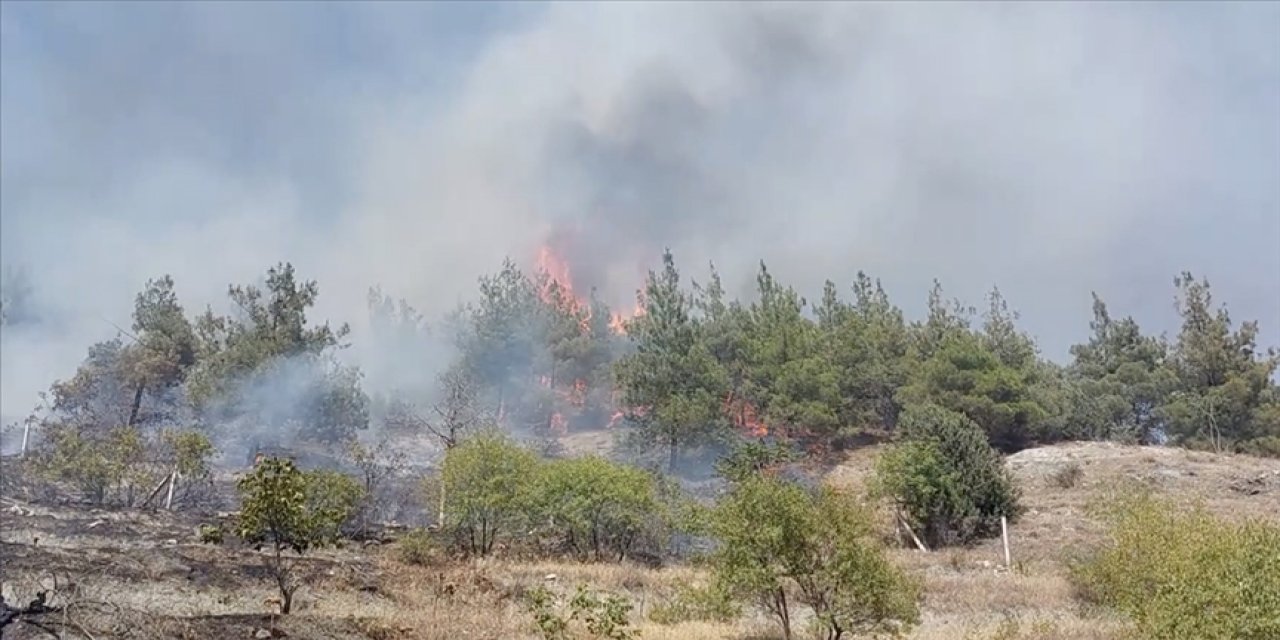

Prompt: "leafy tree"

[743,263,841,438]
[45,339,138,434]
[189,264,368,444]
[436,430,538,555]
[898,281,1045,450]
[457,259,543,420]
[189,262,348,409]
[873,404,1021,548]
[712,477,920,640]
[910,280,975,361]
[614,250,729,471]
[1161,272,1280,452]
[236,457,363,613]
[532,456,661,561]
[818,273,911,432]
[1067,294,1174,443]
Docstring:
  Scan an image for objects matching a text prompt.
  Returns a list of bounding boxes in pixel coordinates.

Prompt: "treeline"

[614,253,1279,465]
[16,250,1280,487]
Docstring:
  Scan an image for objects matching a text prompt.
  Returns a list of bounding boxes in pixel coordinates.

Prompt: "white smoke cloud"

[2,2,1278,423]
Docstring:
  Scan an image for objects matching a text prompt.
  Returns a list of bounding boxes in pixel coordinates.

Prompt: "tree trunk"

[775,587,792,640]
[667,435,678,472]
[127,381,145,426]
[437,481,447,527]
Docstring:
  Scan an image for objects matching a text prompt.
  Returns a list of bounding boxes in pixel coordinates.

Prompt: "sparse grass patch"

[647,582,740,625]
[1051,462,1084,489]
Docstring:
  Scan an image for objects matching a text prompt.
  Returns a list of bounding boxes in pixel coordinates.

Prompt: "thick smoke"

[2,3,1278,430]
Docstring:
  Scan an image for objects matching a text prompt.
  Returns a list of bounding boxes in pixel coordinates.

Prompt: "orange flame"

[724,391,767,438]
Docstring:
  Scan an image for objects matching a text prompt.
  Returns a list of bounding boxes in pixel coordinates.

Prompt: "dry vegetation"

[2,440,1277,640]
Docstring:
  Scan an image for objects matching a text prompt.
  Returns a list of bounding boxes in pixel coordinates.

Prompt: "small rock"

[254,628,272,639]
[544,573,558,582]
[87,520,104,528]
[165,539,178,546]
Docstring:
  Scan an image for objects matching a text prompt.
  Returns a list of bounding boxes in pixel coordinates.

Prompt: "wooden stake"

[1001,516,1011,568]
[164,471,178,510]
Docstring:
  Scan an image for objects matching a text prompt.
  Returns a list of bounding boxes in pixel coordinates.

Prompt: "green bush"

[396,527,440,566]
[198,523,225,545]
[436,430,538,556]
[1070,491,1280,640]
[873,404,1021,548]
[712,476,920,640]
[532,456,662,561]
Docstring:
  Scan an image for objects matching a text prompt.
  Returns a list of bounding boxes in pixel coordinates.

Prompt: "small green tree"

[532,456,661,561]
[436,430,537,556]
[236,457,363,613]
[873,404,1020,548]
[712,477,919,640]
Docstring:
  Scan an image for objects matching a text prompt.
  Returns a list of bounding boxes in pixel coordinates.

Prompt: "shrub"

[714,439,796,483]
[436,430,538,556]
[36,425,151,505]
[236,457,363,613]
[33,425,217,508]
[1051,461,1083,489]
[1070,490,1280,640]
[198,523,225,545]
[531,456,662,561]
[396,527,440,566]
[526,584,639,640]
[712,476,920,640]
[873,404,1021,548]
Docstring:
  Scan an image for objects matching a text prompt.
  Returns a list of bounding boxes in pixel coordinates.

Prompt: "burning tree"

[453,248,629,441]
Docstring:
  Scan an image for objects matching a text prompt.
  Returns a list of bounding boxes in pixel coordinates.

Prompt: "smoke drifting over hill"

[2,2,1278,420]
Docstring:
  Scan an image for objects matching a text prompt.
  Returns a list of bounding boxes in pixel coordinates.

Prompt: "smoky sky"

[2,2,1278,417]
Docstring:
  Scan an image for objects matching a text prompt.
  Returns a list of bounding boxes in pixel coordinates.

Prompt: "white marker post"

[1001,515,1011,569]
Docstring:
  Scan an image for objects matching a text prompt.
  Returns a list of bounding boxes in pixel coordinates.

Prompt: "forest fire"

[532,242,643,433]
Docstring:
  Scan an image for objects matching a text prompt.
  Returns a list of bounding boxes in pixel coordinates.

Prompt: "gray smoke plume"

[2,2,1278,428]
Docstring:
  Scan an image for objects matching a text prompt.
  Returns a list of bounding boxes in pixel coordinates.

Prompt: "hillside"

[2,440,1276,639]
